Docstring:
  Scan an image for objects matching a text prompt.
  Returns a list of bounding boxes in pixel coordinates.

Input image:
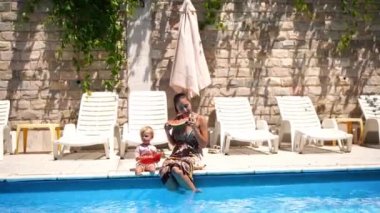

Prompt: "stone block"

[367,76,380,85]
[304,67,321,76]
[280,77,293,87]
[263,77,282,86]
[270,86,292,96]
[20,110,41,120]
[0,2,11,12]
[276,31,288,41]
[236,87,253,96]
[59,71,79,80]
[282,40,296,49]
[236,68,251,77]
[0,90,7,99]
[266,67,293,77]
[0,80,8,88]
[13,100,30,110]
[265,58,282,67]
[0,51,14,60]
[0,32,15,40]
[163,49,175,58]
[0,22,13,31]
[11,1,19,11]
[0,41,11,50]
[271,49,289,58]
[362,86,380,94]
[281,58,293,67]
[150,49,162,59]
[1,12,17,21]
[0,70,11,80]
[31,99,47,110]
[9,90,39,100]
[304,77,321,86]
[306,86,323,95]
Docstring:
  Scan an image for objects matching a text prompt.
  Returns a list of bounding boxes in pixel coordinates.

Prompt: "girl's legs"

[145,163,156,175]
[135,165,144,175]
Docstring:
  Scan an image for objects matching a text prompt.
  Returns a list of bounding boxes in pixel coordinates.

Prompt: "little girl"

[135,126,158,175]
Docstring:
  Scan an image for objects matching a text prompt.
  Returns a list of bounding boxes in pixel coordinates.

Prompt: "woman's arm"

[191,115,209,148]
[164,122,176,146]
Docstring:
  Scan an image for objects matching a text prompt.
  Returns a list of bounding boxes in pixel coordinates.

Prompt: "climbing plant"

[199,0,224,30]
[293,0,377,53]
[22,0,141,93]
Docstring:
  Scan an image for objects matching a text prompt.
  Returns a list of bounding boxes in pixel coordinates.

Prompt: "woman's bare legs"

[164,176,179,191]
[160,167,179,191]
[171,166,200,192]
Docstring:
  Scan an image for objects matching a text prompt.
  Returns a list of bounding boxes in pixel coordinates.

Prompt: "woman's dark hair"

[173,93,188,113]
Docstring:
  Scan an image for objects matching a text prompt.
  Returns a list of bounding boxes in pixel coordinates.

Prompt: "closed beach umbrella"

[170,0,211,98]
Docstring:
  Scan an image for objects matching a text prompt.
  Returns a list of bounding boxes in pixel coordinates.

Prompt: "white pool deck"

[1,143,380,181]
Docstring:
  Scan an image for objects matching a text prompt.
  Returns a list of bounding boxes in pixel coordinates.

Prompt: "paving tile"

[0,144,380,180]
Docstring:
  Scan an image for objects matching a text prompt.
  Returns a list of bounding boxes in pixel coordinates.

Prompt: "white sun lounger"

[53,92,119,160]
[0,100,11,160]
[358,95,380,144]
[276,96,352,153]
[119,91,169,159]
[213,97,279,154]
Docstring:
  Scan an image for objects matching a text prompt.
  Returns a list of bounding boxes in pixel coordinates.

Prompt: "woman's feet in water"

[193,188,201,193]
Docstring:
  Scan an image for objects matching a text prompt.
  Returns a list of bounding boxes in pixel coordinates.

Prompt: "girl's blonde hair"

[140,126,154,138]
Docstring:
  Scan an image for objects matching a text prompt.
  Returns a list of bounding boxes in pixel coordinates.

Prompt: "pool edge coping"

[2,165,380,182]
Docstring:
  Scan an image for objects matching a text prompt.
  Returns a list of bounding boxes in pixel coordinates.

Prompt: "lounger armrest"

[62,124,76,137]
[256,120,269,131]
[321,118,338,129]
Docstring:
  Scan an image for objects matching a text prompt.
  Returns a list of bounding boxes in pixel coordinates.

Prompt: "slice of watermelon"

[139,153,162,164]
[168,118,188,127]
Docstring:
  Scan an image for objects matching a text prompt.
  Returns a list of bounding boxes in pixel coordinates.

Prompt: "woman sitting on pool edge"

[160,93,208,192]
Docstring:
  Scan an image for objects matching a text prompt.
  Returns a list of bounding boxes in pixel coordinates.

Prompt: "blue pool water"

[1,170,380,212]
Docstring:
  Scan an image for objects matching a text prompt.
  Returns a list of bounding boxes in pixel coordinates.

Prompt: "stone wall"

[152,0,380,130]
[0,0,380,135]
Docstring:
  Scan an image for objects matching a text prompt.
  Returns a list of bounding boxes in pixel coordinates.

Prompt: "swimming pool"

[1,169,380,212]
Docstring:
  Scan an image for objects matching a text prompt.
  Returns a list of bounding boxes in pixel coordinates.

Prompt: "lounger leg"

[0,126,3,160]
[104,142,110,159]
[251,141,259,148]
[345,135,353,153]
[109,137,114,159]
[209,125,218,148]
[272,137,279,154]
[337,139,344,152]
[293,131,302,152]
[220,132,226,153]
[3,126,11,155]
[363,119,379,144]
[53,143,60,160]
[316,140,324,147]
[223,135,232,154]
[267,139,272,153]
[298,135,307,154]
[278,131,284,149]
[119,142,126,159]
[114,125,121,151]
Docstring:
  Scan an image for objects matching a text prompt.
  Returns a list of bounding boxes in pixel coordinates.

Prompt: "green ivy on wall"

[199,0,224,30]
[22,0,141,93]
[293,0,377,53]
